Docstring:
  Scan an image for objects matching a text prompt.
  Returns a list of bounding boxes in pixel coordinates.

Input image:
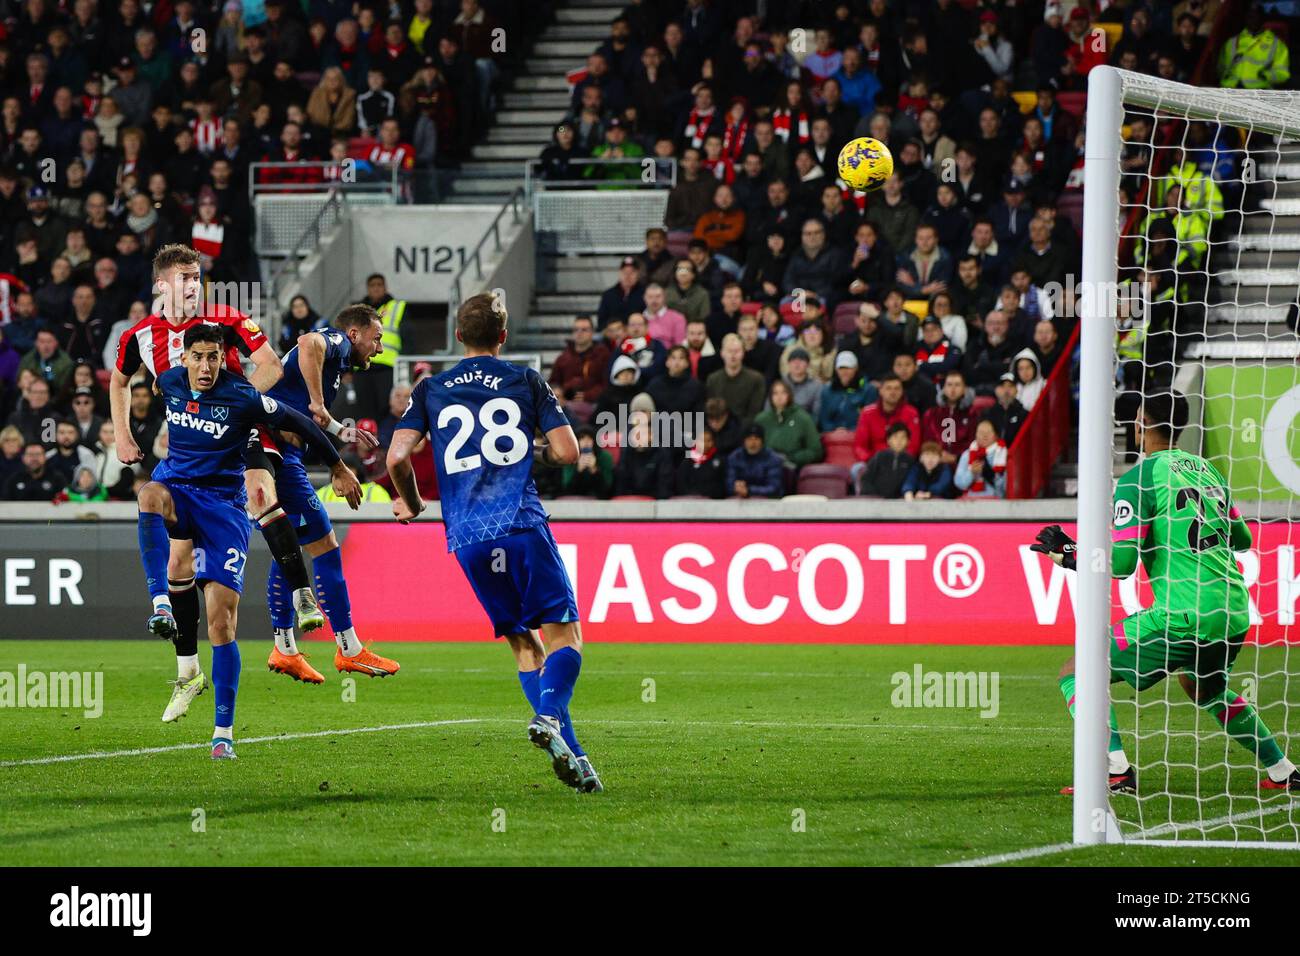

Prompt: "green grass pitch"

[2,640,1299,866]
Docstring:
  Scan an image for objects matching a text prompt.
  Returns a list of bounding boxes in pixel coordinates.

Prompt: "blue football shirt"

[267,328,354,415]
[153,366,291,489]
[397,356,569,551]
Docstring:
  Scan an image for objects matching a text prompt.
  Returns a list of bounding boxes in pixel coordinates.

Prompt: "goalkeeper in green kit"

[1032,391,1299,796]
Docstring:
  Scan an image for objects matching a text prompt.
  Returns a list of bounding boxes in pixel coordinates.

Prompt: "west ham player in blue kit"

[262,304,400,682]
[386,293,603,792]
[136,324,362,759]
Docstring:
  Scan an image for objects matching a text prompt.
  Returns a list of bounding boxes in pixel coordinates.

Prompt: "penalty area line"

[0,719,485,768]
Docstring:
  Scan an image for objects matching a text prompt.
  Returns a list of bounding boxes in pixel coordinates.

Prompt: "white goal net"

[1076,66,1300,847]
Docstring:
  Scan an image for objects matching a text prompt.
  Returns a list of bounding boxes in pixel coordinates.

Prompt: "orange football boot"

[268,647,325,684]
[334,646,400,677]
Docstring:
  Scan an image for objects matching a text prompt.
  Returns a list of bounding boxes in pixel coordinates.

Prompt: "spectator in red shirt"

[852,374,921,484]
[1062,7,1107,89]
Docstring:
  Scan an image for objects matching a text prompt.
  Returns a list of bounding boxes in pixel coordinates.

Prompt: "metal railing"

[394,351,542,386]
[1006,322,1082,499]
[446,188,525,350]
[523,156,678,201]
[264,189,347,332]
[248,161,403,202]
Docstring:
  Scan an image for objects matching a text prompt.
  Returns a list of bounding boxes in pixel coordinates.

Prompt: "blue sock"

[537,646,581,720]
[266,561,293,629]
[137,512,171,601]
[518,669,542,711]
[521,667,584,756]
[211,641,241,735]
[559,705,586,758]
[312,548,352,631]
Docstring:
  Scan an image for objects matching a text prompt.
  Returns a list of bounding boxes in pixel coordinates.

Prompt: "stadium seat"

[1097,22,1122,50]
[821,430,857,468]
[566,400,595,424]
[796,463,851,498]
[666,231,693,259]
[833,301,862,335]
[1057,92,1087,120]
[1267,21,1290,43]
[783,493,829,503]
[970,395,995,419]
[740,300,762,315]
[1057,192,1084,234]
[348,136,378,159]
[95,369,112,391]
[903,299,929,319]
[1012,91,1037,114]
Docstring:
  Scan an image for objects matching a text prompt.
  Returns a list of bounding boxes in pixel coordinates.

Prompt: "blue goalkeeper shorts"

[455,524,578,637]
[275,445,332,545]
[165,480,251,594]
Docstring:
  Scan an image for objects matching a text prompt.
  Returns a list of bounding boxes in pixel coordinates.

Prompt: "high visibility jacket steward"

[1220,28,1291,89]
[1154,161,1224,222]
[372,299,405,367]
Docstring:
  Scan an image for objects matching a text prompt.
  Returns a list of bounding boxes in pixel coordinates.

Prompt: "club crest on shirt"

[210,405,229,421]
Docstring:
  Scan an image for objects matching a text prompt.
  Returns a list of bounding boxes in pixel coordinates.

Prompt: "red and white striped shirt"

[114,304,266,379]
[191,117,222,154]
[192,221,224,259]
[368,143,416,170]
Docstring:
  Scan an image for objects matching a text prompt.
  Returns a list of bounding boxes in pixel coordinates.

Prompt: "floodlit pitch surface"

[2,641,1298,866]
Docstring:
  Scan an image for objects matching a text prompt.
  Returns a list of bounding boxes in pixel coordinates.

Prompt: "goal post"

[1076,64,1124,845]
[1076,65,1300,847]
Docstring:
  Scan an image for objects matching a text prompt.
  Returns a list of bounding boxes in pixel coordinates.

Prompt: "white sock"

[1108,749,1131,775]
[335,627,362,657]
[1267,757,1296,783]
[214,725,232,740]
[152,595,172,612]
[274,627,299,655]
[176,654,200,681]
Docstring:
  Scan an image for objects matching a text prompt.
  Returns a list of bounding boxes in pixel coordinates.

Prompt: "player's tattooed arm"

[386,428,427,524]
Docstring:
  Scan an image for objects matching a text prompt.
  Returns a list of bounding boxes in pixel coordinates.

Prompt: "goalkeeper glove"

[1031,524,1077,570]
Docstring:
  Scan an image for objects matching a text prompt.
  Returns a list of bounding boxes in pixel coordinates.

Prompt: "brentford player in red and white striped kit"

[109,244,330,722]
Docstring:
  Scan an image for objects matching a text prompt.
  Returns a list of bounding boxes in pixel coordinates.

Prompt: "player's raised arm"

[246,340,284,393]
[296,331,331,425]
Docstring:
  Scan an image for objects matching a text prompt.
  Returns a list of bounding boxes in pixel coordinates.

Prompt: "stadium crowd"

[536,0,1295,500]
[0,0,533,502]
[1,0,1296,503]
